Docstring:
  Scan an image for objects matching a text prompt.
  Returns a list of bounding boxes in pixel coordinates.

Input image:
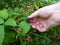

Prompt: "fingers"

[36,21,47,32]
[30,20,48,32]
[30,23,36,29]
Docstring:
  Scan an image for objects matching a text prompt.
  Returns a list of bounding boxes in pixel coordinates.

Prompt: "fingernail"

[28,16,30,18]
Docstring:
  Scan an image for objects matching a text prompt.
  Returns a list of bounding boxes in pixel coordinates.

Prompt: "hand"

[28,2,60,32]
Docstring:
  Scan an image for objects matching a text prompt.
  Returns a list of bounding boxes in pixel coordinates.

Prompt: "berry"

[26,18,34,23]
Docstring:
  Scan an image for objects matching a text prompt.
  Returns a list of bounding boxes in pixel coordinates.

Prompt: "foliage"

[0,18,4,24]
[0,0,60,45]
[19,21,30,36]
[5,18,17,26]
[0,9,8,19]
[0,25,4,45]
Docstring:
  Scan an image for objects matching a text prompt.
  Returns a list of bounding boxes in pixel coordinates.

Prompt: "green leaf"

[14,7,20,12]
[34,5,39,10]
[22,41,27,45]
[2,28,17,45]
[45,0,48,2]
[41,40,47,45]
[22,11,29,19]
[0,9,8,19]
[4,18,17,26]
[41,39,52,45]
[19,21,30,36]
[0,25,4,45]
[0,18,4,24]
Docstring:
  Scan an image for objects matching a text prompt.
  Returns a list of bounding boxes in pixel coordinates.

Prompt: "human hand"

[28,2,60,32]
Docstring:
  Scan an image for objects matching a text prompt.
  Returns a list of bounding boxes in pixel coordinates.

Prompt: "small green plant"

[0,0,60,45]
[0,8,31,45]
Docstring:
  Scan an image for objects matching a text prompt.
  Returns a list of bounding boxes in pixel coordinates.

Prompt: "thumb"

[28,7,52,18]
[28,10,39,18]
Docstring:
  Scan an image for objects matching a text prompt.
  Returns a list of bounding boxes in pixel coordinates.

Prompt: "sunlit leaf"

[34,5,39,10]
[45,0,48,2]
[19,21,30,36]
[0,25,4,45]
[21,11,29,19]
[0,9,8,19]
[0,18,4,24]
[4,18,17,26]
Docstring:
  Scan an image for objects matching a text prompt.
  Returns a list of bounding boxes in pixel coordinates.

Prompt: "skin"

[28,2,60,32]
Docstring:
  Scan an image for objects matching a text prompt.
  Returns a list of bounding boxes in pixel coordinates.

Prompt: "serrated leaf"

[0,9,8,19]
[19,21,30,36]
[0,25,4,45]
[0,18,4,24]
[4,18,17,26]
